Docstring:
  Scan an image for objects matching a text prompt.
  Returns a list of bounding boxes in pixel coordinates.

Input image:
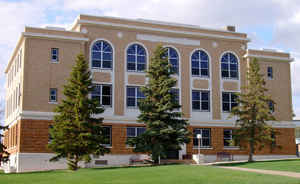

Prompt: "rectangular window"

[222,92,238,112]
[193,128,211,147]
[192,90,210,111]
[170,88,180,105]
[51,48,59,62]
[102,126,112,146]
[126,127,146,142]
[267,67,273,79]
[91,84,112,107]
[49,88,57,102]
[224,129,235,147]
[126,86,145,108]
[268,101,275,113]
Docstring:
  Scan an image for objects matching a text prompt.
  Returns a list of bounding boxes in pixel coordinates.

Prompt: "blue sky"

[0,0,300,119]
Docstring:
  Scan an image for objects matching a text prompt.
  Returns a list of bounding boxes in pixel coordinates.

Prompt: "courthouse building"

[2,14,297,172]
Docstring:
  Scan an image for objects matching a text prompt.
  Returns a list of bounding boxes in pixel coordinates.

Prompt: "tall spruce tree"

[231,58,276,162]
[48,54,109,170]
[0,125,9,163]
[127,46,190,164]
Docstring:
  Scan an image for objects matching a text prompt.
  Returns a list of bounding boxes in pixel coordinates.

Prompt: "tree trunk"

[248,127,255,162]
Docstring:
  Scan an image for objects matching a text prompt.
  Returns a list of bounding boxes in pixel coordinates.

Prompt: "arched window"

[221,52,238,79]
[91,40,113,69]
[191,50,209,77]
[164,47,179,74]
[127,44,147,72]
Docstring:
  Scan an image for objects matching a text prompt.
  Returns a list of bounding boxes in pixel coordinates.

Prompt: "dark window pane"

[230,71,237,78]
[102,96,111,106]
[171,66,178,74]
[137,127,146,136]
[127,87,136,97]
[137,46,146,55]
[102,60,111,69]
[222,70,229,78]
[192,52,199,60]
[200,52,208,60]
[192,68,199,76]
[192,91,200,100]
[202,138,210,146]
[202,129,210,137]
[102,42,112,52]
[127,55,136,62]
[221,63,228,70]
[103,53,112,60]
[192,60,199,68]
[127,63,136,71]
[170,58,178,66]
[201,69,208,76]
[102,86,111,95]
[137,88,145,98]
[169,48,178,58]
[222,93,230,102]
[137,63,145,71]
[201,92,209,101]
[200,61,208,68]
[224,130,232,139]
[127,46,135,54]
[127,127,136,137]
[137,56,146,63]
[223,103,230,112]
[192,101,200,110]
[201,102,209,111]
[193,138,199,147]
[230,63,237,70]
[127,98,135,107]
[92,60,101,68]
[102,127,111,145]
[92,52,101,60]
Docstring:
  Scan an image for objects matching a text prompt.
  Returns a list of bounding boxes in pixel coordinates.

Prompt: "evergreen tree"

[0,125,9,163]
[231,58,276,162]
[128,46,190,164]
[48,54,109,170]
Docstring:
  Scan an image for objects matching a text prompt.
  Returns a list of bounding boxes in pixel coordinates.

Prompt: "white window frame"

[193,128,211,148]
[221,53,239,79]
[92,84,112,107]
[51,48,59,63]
[102,126,112,147]
[191,50,210,78]
[222,92,237,112]
[49,88,57,102]
[192,90,210,112]
[126,86,145,108]
[91,40,113,70]
[127,44,147,72]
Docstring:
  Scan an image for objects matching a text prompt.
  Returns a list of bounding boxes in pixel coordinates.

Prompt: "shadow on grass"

[216,158,300,167]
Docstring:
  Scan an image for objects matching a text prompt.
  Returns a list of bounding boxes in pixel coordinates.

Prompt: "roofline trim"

[23,32,89,42]
[78,14,246,35]
[78,19,250,42]
[244,53,294,62]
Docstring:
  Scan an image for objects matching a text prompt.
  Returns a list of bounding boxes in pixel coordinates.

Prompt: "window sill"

[223,146,240,150]
[48,102,58,104]
[192,147,213,150]
[191,75,210,79]
[221,78,239,81]
[127,70,146,74]
[192,110,210,112]
[51,61,59,64]
[91,68,113,72]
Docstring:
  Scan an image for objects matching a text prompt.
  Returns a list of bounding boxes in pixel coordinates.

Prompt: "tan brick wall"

[193,79,209,89]
[127,75,146,85]
[223,81,239,91]
[92,72,112,83]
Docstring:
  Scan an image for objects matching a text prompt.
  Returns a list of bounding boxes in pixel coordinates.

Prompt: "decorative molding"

[23,32,89,42]
[78,20,250,42]
[16,110,296,128]
[136,34,200,46]
[244,53,294,62]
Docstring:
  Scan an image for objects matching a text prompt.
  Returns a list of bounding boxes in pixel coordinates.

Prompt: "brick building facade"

[2,14,297,172]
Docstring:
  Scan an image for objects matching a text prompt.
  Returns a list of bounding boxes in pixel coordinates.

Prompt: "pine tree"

[0,125,9,163]
[48,54,109,170]
[127,46,190,164]
[231,58,276,162]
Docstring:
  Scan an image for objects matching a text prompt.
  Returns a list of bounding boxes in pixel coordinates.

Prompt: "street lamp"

[197,134,202,164]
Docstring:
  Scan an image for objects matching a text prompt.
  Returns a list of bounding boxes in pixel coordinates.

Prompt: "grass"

[219,159,300,173]
[0,164,300,184]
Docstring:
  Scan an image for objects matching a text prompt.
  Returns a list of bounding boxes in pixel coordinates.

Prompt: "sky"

[0,0,300,119]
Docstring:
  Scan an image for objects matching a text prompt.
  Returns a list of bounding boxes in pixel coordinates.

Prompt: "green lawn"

[219,159,300,173]
[0,165,300,184]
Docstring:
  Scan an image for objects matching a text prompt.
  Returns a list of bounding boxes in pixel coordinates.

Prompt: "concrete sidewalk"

[218,166,300,179]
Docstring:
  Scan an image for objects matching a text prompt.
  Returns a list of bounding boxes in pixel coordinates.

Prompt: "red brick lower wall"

[6,119,296,156]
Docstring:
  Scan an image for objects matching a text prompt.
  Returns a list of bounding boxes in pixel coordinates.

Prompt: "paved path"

[218,166,300,178]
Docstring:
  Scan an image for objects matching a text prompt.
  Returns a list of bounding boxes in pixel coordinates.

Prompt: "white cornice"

[13,110,296,128]
[244,53,294,62]
[78,20,250,42]
[23,32,89,42]
[136,34,201,46]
